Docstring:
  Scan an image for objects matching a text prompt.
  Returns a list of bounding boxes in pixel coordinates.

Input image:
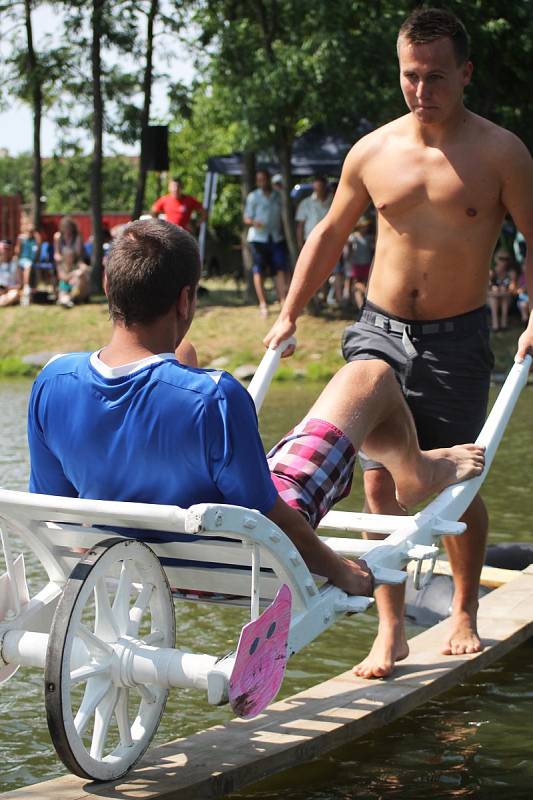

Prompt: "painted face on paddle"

[398,36,472,126]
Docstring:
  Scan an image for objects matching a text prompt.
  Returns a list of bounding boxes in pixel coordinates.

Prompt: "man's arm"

[28,381,77,497]
[294,199,308,250]
[499,135,533,360]
[264,140,372,350]
[190,196,208,223]
[296,220,305,250]
[151,197,165,215]
[266,496,373,596]
[243,192,260,228]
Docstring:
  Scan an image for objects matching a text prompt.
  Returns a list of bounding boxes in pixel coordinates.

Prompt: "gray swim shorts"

[341,301,494,470]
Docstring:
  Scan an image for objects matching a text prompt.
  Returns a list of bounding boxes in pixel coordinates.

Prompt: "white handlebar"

[247,338,297,413]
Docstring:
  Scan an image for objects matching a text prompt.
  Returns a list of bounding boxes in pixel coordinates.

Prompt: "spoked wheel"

[45,537,175,781]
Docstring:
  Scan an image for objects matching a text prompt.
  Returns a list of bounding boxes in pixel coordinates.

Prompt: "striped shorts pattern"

[266,417,356,529]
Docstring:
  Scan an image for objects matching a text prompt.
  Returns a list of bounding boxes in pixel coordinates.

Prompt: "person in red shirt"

[152,176,207,231]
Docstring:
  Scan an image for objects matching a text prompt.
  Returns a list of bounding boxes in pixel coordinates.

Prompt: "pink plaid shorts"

[266,418,356,529]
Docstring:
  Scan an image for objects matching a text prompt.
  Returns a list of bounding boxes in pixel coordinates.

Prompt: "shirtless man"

[265,7,533,678]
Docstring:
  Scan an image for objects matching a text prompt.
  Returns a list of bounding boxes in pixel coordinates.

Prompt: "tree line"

[1,0,532,283]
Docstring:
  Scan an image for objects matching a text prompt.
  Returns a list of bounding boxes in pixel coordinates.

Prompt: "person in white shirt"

[244,169,290,317]
[296,177,343,307]
[295,176,332,249]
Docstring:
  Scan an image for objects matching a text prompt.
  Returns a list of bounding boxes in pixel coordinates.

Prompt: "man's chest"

[364,145,502,225]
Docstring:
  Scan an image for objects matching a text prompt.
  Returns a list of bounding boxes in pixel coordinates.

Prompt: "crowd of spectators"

[1,174,528,329]
[242,169,528,329]
[0,216,114,309]
[244,169,376,316]
[487,236,530,332]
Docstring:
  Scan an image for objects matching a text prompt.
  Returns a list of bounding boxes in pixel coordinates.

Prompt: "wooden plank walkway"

[5,567,533,800]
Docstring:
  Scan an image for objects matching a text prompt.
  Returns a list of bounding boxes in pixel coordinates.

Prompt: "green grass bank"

[0,280,525,381]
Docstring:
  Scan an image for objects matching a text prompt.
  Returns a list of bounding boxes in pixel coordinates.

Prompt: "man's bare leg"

[304,359,484,678]
[305,360,484,507]
[253,272,268,316]
[274,270,289,304]
[356,461,486,677]
[356,470,409,679]
[442,493,487,655]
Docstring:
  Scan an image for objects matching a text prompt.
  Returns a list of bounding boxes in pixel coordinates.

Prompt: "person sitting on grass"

[28,220,484,605]
[0,239,23,307]
[53,217,90,308]
[488,250,514,332]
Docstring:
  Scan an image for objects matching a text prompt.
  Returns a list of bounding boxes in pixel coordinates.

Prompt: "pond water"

[0,379,532,797]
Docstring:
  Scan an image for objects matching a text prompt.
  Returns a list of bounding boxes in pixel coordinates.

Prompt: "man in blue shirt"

[28,218,372,596]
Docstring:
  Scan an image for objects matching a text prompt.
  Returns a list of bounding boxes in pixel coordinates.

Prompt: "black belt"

[361,307,485,337]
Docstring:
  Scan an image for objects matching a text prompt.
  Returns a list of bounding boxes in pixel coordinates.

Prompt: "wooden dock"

[5,566,533,800]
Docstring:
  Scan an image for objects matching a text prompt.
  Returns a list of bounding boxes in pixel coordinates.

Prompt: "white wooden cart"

[0,345,529,782]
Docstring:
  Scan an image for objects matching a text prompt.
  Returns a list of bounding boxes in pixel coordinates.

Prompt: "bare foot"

[336,558,374,597]
[395,444,485,509]
[442,609,483,656]
[353,625,409,679]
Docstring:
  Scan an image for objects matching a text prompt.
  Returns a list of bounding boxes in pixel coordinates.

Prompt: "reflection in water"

[0,381,532,796]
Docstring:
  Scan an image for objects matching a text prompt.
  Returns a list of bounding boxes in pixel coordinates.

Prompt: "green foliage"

[304,362,335,382]
[0,154,33,199]
[187,0,533,150]
[272,366,298,382]
[163,86,244,236]
[0,0,68,112]
[0,357,37,378]
[0,152,138,212]
[447,0,533,143]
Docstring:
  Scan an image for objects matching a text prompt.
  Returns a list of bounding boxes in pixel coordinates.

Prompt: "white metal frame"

[0,343,529,780]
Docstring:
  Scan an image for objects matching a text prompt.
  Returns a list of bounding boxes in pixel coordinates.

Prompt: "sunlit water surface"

[0,380,531,796]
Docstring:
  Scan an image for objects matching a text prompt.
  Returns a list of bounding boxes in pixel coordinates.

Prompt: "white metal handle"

[247,337,297,413]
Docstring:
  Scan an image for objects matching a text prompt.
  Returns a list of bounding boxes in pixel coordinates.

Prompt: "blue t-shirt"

[27,352,278,516]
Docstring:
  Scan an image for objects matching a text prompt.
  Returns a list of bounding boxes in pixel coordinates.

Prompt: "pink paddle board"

[229,583,292,718]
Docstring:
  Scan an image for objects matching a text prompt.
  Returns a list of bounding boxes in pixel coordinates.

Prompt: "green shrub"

[0,358,38,379]
[305,362,335,382]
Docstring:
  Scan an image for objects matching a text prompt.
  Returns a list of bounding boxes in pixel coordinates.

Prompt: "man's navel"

[466,207,477,217]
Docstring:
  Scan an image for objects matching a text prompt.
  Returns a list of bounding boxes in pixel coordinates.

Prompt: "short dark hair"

[313,175,327,184]
[171,175,182,183]
[105,219,201,326]
[398,7,470,65]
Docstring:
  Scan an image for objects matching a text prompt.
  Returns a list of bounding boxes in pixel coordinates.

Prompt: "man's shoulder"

[468,112,530,157]
[160,365,256,424]
[184,194,202,207]
[345,118,404,166]
[39,352,89,377]
[32,353,90,393]
[159,363,248,401]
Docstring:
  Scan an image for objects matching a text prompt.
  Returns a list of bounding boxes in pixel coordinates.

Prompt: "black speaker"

[141,125,169,172]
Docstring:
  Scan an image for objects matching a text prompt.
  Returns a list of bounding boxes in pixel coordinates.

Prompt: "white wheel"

[45,538,175,781]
